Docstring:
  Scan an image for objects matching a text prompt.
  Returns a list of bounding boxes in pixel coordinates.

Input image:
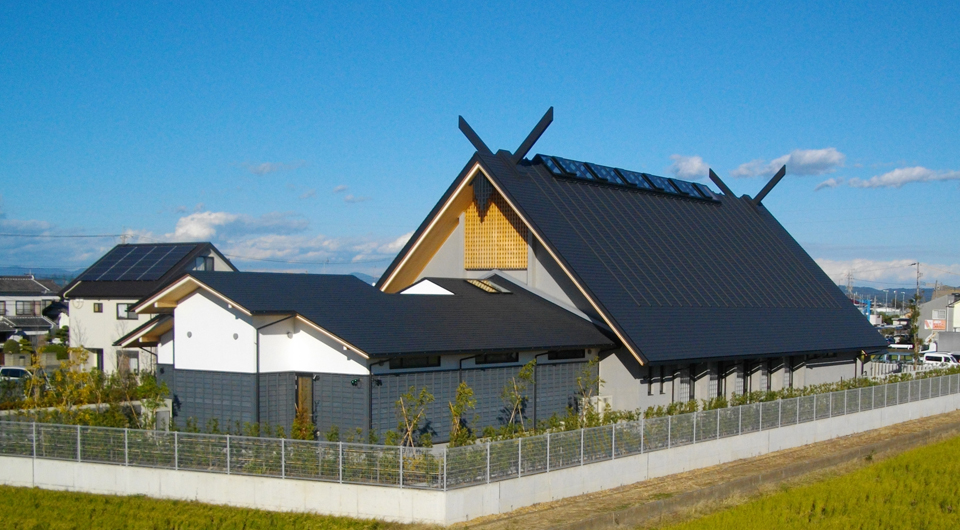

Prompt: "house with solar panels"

[376,108,887,413]
[61,243,236,373]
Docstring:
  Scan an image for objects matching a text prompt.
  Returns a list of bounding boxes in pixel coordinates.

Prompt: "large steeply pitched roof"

[177,271,613,357]
[62,243,235,299]
[379,149,886,364]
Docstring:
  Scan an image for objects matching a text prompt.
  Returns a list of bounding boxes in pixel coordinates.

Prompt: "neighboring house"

[117,272,612,440]
[919,292,960,344]
[61,243,236,373]
[0,275,61,353]
[377,112,887,412]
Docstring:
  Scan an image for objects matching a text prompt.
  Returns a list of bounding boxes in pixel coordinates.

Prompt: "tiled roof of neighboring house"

[0,319,14,333]
[1,316,53,331]
[151,271,614,357]
[61,243,235,299]
[379,150,887,364]
[0,275,61,296]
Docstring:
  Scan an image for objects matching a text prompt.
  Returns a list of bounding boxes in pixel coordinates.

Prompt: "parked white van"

[922,352,960,367]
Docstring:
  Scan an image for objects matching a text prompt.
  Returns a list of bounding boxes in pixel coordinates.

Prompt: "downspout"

[458,354,481,384]
[367,358,389,440]
[255,314,296,426]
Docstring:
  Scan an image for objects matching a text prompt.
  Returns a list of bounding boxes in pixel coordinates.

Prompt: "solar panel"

[552,156,596,181]
[643,173,676,193]
[77,244,196,282]
[617,169,654,190]
[586,163,623,184]
[536,155,564,176]
[670,179,700,197]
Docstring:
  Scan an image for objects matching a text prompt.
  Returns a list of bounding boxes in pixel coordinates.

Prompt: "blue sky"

[2,1,959,289]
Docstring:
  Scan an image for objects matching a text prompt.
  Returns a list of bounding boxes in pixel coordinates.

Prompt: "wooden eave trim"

[379,163,483,293]
[294,315,370,360]
[478,162,648,366]
[133,276,252,316]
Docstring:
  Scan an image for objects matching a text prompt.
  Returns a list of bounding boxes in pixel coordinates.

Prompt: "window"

[0,302,5,315]
[116,303,137,320]
[16,301,39,316]
[547,350,585,361]
[195,256,214,271]
[933,309,947,320]
[475,352,519,365]
[388,356,441,369]
[93,303,103,313]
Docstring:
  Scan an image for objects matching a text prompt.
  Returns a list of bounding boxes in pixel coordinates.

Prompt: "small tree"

[575,357,605,428]
[291,403,316,440]
[394,386,434,447]
[448,381,477,447]
[2,339,20,355]
[501,359,536,432]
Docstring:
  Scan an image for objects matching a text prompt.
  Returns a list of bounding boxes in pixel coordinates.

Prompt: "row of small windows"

[386,350,585,370]
[0,301,52,317]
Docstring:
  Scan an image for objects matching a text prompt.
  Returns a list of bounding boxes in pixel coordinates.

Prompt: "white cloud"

[377,232,413,254]
[733,148,846,178]
[332,185,348,193]
[242,160,306,176]
[815,258,960,288]
[299,189,316,199]
[814,177,844,191]
[167,211,308,241]
[344,194,370,203]
[667,155,709,180]
[847,167,960,189]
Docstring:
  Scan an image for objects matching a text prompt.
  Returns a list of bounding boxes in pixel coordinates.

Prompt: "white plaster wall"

[258,319,368,375]
[68,297,152,373]
[173,291,256,373]
[157,330,174,365]
[600,349,642,411]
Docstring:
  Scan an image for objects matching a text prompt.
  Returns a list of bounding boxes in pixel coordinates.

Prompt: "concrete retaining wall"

[2,392,959,525]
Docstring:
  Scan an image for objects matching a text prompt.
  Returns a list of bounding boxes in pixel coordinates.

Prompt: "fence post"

[908,381,911,402]
[518,437,523,477]
[399,446,404,488]
[124,428,128,466]
[443,448,447,491]
[281,439,285,479]
[844,390,847,415]
[668,415,672,449]
[692,412,697,443]
[814,393,817,419]
[611,424,616,460]
[759,403,762,432]
[338,442,343,484]
[76,424,81,462]
[897,382,900,405]
[859,387,862,413]
[486,442,490,484]
[779,399,782,428]
[546,432,551,472]
[226,435,231,475]
[580,428,584,465]
[738,405,742,435]
[829,392,832,417]
[796,397,800,424]
[716,408,720,439]
[174,431,178,471]
[641,418,645,453]
[32,422,36,459]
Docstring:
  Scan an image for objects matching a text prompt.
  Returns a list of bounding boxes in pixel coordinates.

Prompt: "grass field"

[0,485,434,530]
[663,433,960,529]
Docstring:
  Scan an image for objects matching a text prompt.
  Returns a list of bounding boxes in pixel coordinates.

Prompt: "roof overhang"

[115,315,173,348]
[133,274,252,316]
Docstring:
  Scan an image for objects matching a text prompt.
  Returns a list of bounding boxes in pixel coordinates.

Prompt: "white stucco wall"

[157,330,174,365]
[174,292,256,373]
[258,319,367,375]
[68,297,152,373]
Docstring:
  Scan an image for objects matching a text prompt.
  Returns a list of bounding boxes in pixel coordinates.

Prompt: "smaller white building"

[61,242,236,373]
[0,275,61,357]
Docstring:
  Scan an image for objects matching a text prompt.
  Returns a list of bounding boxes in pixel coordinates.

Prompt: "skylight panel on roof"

[536,155,564,176]
[642,173,676,193]
[552,156,596,181]
[693,183,715,198]
[586,163,623,184]
[616,169,654,190]
[466,279,511,294]
[670,179,700,197]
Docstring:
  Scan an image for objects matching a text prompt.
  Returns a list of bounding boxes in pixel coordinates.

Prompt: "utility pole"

[846,271,854,299]
[910,262,922,303]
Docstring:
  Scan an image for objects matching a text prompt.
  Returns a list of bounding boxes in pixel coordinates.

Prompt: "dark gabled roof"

[380,150,886,364]
[0,275,61,296]
[184,271,613,357]
[1,316,54,331]
[61,243,235,299]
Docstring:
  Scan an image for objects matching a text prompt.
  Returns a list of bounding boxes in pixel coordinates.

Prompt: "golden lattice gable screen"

[464,182,528,270]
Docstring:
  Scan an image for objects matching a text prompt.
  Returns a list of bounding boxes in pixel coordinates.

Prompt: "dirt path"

[450,409,960,530]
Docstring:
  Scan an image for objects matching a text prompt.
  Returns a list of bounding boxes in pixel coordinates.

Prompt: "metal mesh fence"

[1,373,958,490]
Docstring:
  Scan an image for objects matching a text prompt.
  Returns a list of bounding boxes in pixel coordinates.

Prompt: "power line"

[0,233,122,238]
[223,254,393,265]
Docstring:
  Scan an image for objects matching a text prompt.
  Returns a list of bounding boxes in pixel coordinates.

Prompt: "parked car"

[0,367,31,381]
[922,353,960,367]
